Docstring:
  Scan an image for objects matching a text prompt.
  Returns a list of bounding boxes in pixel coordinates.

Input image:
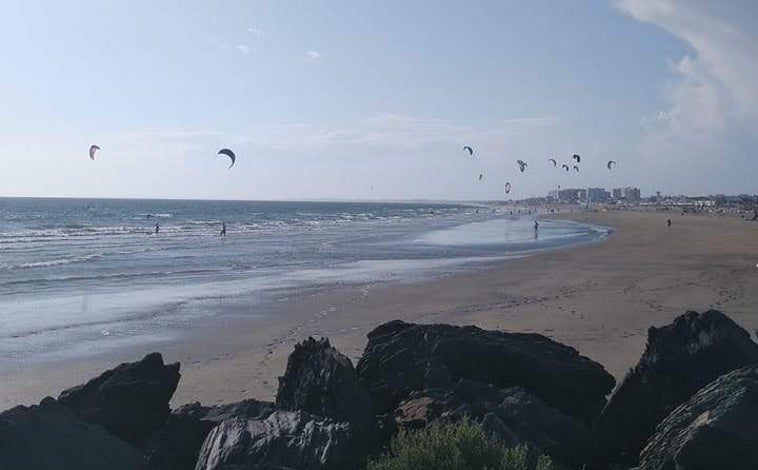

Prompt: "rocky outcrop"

[640,365,758,470]
[174,398,277,430]
[195,410,357,470]
[395,380,595,469]
[483,387,595,469]
[7,311,757,470]
[58,352,180,446]
[595,310,758,465]
[144,399,276,470]
[357,320,614,424]
[144,414,208,470]
[277,337,372,430]
[0,397,143,470]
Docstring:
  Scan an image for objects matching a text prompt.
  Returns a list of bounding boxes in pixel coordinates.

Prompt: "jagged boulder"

[357,320,614,424]
[595,310,758,465]
[0,397,143,470]
[58,352,180,445]
[144,399,276,470]
[277,337,374,437]
[194,410,358,470]
[640,365,758,470]
[395,380,595,469]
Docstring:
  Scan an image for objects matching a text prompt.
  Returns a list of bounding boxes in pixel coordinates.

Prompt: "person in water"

[155,222,159,235]
[534,219,539,231]
[220,222,226,237]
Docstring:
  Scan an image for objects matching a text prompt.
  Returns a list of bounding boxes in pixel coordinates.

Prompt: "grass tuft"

[367,419,554,470]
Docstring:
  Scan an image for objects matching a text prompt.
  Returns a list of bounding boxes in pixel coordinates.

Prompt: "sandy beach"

[2,210,758,410]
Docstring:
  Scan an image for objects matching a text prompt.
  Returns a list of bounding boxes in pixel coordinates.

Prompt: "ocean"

[0,197,608,361]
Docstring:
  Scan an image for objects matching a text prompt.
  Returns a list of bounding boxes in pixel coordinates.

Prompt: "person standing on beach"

[155,222,159,235]
[667,219,672,227]
[534,219,539,232]
[220,222,226,237]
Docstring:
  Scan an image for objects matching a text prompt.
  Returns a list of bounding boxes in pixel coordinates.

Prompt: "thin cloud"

[210,38,228,51]
[246,28,265,38]
[306,50,321,61]
[236,44,251,55]
[239,113,559,151]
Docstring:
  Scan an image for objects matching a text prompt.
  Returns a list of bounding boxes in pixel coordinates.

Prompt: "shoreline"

[2,210,757,410]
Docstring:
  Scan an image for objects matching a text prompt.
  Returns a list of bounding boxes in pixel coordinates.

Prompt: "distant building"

[587,187,610,202]
[548,190,559,201]
[612,187,641,201]
[558,188,587,204]
[624,187,641,201]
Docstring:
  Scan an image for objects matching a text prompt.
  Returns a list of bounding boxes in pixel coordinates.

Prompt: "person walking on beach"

[667,219,672,227]
[534,219,539,232]
[220,222,226,237]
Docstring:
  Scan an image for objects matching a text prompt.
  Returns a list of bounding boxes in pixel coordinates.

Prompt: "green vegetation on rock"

[368,419,554,470]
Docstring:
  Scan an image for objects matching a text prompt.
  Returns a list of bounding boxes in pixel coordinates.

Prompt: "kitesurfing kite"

[517,160,527,173]
[478,173,484,181]
[562,163,570,172]
[573,154,581,163]
[607,160,617,170]
[548,158,557,167]
[504,182,512,194]
[88,145,100,160]
[573,165,580,172]
[463,146,474,156]
[218,148,236,168]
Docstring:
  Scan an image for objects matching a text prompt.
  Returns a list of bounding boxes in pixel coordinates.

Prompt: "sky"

[0,0,756,201]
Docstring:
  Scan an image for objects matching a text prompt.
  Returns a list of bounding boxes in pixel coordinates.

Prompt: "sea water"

[0,198,608,360]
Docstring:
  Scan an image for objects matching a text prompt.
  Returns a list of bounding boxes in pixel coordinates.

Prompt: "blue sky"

[1,0,756,200]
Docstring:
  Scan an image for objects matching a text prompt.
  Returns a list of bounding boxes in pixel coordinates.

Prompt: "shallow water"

[0,198,608,360]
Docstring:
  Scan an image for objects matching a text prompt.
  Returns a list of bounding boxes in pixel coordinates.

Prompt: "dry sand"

[2,210,758,410]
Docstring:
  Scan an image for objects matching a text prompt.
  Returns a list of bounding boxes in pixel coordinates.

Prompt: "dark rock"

[276,337,372,429]
[357,320,614,424]
[276,337,377,457]
[395,381,595,469]
[394,388,456,430]
[195,410,358,470]
[144,414,207,470]
[595,310,758,465]
[174,399,277,432]
[640,365,758,470]
[58,352,180,446]
[144,399,276,470]
[483,387,595,469]
[0,397,143,470]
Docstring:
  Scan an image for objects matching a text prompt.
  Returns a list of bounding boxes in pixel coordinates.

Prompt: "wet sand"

[2,210,758,410]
